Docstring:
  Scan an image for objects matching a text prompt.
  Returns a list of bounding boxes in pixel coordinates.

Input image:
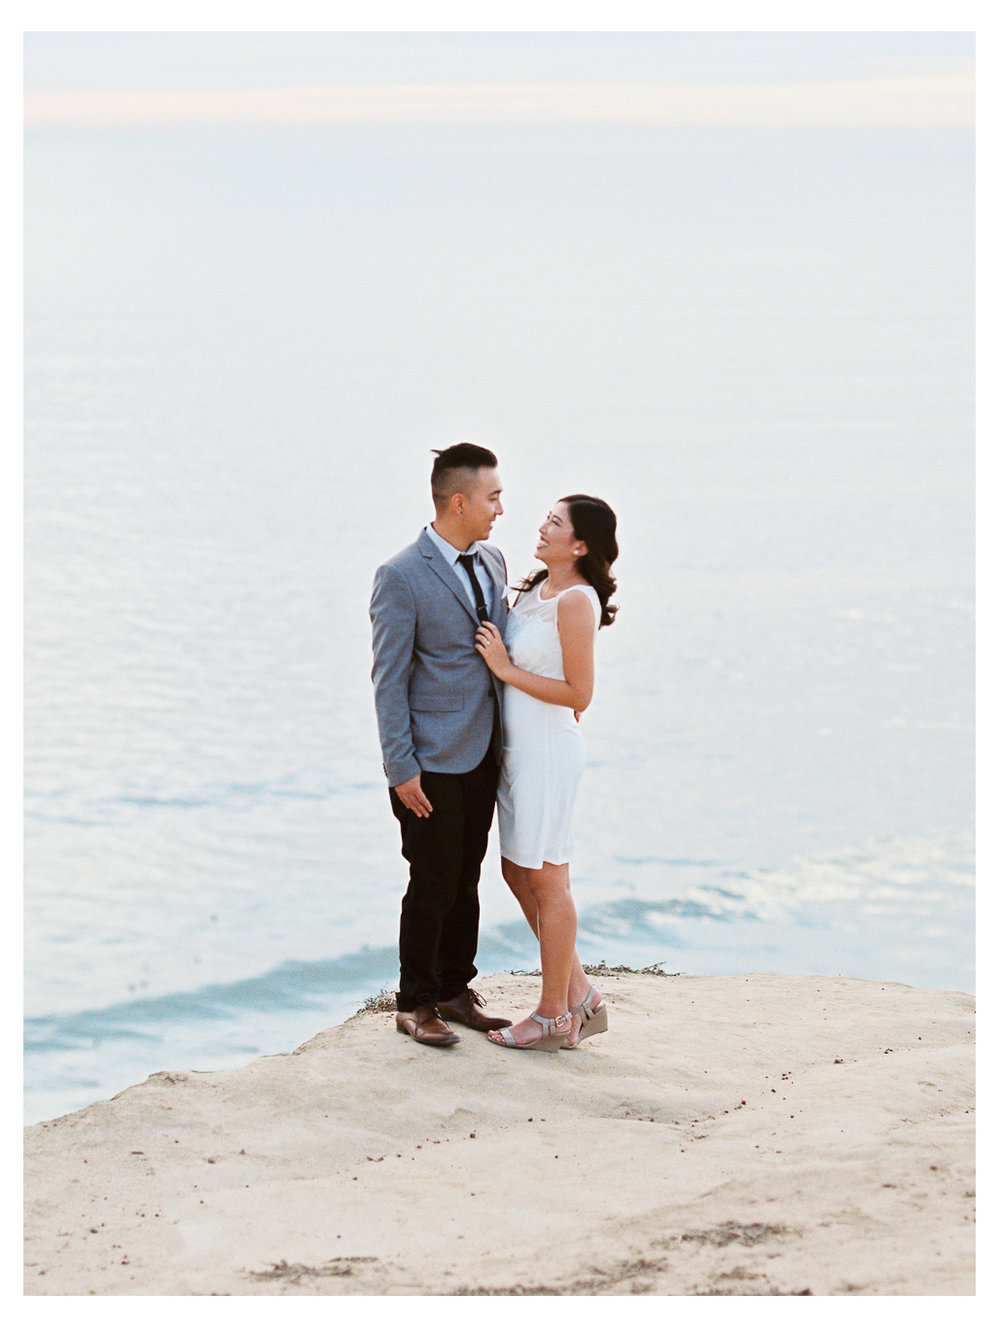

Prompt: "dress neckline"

[537,579,591,603]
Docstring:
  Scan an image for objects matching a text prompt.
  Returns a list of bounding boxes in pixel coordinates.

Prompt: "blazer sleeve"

[369,563,421,787]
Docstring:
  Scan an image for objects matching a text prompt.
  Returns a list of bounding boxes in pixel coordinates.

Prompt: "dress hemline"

[498,850,572,870]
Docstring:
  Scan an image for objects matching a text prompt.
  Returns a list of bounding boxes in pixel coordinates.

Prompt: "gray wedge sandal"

[562,987,608,1048]
[490,1011,571,1052]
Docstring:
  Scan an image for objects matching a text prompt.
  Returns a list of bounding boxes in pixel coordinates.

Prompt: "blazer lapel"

[418,529,481,625]
[481,546,509,629]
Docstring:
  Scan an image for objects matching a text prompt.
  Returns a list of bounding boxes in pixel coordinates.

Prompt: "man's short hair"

[431,442,498,509]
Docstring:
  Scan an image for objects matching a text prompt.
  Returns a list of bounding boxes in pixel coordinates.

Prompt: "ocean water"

[24,121,974,1125]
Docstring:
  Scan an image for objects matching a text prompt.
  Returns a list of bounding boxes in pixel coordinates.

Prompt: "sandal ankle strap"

[529,1011,571,1032]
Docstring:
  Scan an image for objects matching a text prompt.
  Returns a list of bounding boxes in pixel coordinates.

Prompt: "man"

[370,443,513,1046]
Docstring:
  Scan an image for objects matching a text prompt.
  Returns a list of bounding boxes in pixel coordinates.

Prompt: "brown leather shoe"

[436,988,512,1032]
[395,1005,460,1046]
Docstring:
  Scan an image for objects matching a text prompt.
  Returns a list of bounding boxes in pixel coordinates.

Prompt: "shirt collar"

[426,523,481,567]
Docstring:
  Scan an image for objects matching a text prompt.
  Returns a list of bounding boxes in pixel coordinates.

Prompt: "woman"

[475,494,619,1051]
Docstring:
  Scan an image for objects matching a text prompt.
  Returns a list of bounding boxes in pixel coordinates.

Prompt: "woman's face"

[535,501,582,566]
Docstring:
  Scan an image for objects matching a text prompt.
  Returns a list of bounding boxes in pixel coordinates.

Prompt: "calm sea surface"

[24,123,974,1124]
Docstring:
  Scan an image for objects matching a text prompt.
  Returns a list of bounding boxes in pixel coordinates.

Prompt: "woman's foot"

[488,1010,571,1052]
[563,985,607,1048]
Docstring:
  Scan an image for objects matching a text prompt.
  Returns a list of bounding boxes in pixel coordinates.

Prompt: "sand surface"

[23,971,975,1296]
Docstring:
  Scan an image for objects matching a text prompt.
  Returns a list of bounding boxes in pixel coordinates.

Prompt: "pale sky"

[23,31,975,129]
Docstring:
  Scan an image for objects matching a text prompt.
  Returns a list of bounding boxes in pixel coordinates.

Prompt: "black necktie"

[457,553,489,623]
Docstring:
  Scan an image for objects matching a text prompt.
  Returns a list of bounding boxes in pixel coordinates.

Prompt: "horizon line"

[24,73,975,130]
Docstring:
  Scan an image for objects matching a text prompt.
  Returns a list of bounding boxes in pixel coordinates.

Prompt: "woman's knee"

[526,864,572,904]
[501,858,531,898]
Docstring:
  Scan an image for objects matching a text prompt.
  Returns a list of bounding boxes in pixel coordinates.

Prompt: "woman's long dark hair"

[516,494,619,627]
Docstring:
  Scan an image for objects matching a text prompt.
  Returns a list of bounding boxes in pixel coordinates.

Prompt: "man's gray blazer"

[370,529,509,788]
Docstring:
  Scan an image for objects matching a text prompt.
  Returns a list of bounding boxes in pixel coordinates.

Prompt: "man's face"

[459,467,504,542]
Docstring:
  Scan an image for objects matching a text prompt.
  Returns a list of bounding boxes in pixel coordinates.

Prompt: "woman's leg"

[493,859,580,1045]
[501,856,599,1027]
[501,857,539,936]
[530,861,576,1018]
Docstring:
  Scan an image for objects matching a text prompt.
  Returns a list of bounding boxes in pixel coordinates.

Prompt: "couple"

[369,443,619,1052]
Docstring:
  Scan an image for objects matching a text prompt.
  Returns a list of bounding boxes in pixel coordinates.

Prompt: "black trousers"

[390,749,498,1011]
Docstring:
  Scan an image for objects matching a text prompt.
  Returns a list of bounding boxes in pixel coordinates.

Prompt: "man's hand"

[394,773,433,818]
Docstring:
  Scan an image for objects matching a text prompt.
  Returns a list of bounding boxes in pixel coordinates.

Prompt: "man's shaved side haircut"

[430,442,499,510]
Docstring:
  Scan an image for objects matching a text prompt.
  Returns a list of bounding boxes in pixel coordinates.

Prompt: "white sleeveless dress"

[497,581,602,869]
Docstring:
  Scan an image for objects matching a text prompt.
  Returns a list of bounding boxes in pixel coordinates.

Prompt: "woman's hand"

[475,621,512,679]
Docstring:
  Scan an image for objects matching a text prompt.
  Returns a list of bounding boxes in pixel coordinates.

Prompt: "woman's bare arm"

[475,588,596,712]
